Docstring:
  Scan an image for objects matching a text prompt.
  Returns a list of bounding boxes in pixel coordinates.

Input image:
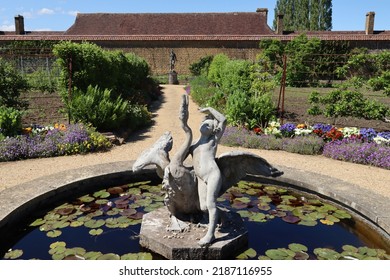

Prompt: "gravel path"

[0,85,389,199]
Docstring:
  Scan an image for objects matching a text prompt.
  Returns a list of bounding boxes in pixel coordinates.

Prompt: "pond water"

[2,180,389,260]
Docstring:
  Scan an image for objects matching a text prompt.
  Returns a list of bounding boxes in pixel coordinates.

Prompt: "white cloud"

[38,8,55,15]
[68,10,79,17]
[22,11,34,19]
[0,24,14,31]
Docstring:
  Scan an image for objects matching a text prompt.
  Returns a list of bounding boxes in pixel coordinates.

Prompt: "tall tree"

[273,0,332,31]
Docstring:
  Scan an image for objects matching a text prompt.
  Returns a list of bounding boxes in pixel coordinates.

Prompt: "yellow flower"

[297,124,307,129]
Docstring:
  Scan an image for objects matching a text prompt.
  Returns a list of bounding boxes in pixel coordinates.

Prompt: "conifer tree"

[273,0,332,31]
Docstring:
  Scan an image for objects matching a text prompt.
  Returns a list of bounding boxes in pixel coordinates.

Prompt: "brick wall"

[95,40,261,75]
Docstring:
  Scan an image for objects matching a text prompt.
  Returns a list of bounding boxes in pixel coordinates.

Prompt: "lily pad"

[50,241,66,249]
[29,218,46,227]
[120,208,137,217]
[93,190,110,199]
[78,195,95,203]
[56,207,75,216]
[47,230,62,238]
[294,251,310,260]
[97,253,120,260]
[288,243,308,252]
[63,255,85,260]
[70,221,84,227]
[237,210,253,218]
[107,187,124,195]
[84,251,103,260]
[265,249,290,260]
[84,219,105,229]
[333,210,352,219]
[313,248,340,260]
[89,228,103,236]
[121,252,153,260]
[249,213,267,222]
[282,215,301,224]
[320,219,334,226]
[236,248,257,259]
[298,219,317,226]
[342,245,358,253]
[4,249,23,259]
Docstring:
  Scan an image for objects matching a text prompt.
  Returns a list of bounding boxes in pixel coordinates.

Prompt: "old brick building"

[1,9,389,74]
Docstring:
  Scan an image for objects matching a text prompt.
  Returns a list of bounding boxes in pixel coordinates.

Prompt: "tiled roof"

[64,12,274,36]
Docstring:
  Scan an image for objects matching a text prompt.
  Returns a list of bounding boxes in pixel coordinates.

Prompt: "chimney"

[256,8,268,18]
[276,14,284,35]
[365,12,375,35]
[15,15,25,35]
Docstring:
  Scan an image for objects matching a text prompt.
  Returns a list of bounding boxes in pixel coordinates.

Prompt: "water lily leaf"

[89,228,103,236]
[342,245,358,253]
[70,221,84,227]
[294,251,309,260]
[217,197,226,202]
[314,248,340,260]
[237,210,252,218]
[258,255,271,260]
[52,221,70,229]
[276,204,294,211]
[84,251,103,260]
[107,187,124,195]
[282,215,301,224]
[106,208,120,216]
[52,252,65,260]
[63,255,85,260]
[88,210,104,218]
[333,210,352,219]
[78,195,95,203]
[77,216,91,222]
[235,197,251,204]
[320,219,334,226]
[265,249,289,260]
[29,218,46,227]
[97,253,120,260]
[231,201,248,209]
[4,249,23,259]
[264,186,277,193]
[246,189,259,196]
[257,203,271,211]
[65,247,86,257]
[121,252,153,260]
[47,230,62,238]
[128,212,144,220]
[236,248,257,259]
[249,213,266,222]
[298,219,317,226]
[326,215,340,223]
[44,213,61,221]
[93,190,110,199]
[288,243,308,252]
[49,245,66,255]
[84,219,105,228]
[95,199,109,205]
[269,210,287,218]
[50,241,66,249]
[120,209,137,216]
[56,207,75,216]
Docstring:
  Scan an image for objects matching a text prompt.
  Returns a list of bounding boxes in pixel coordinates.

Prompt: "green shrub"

[0,106,23,137]
[189,75,214,106]
[64,85,129,131]
[207,54,229,86]
[220,59,253,94]
[26,69,59,93]
[126,103,152,130]
[189,55,214,76]
[0,58,29,109]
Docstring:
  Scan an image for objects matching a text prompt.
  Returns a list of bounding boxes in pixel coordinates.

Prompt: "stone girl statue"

[189,107,226,245]
[133,95,283,247]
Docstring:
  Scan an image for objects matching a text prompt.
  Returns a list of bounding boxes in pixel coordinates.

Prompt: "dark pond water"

[1,180,389,260]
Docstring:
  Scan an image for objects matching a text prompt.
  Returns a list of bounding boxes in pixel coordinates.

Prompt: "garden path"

[0,85,389,199]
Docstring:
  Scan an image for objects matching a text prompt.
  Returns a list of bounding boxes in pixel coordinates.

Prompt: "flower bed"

[221,121,390,170]
[0,123,112,162]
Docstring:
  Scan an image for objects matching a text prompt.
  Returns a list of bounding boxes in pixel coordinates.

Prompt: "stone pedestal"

[139,207,248,260]
[168,71,178,84]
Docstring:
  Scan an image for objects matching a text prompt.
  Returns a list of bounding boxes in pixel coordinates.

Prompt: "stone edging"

[0,161,389,239]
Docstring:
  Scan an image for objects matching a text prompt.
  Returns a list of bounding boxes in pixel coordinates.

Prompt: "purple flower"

[280,123,296,137]
[312,123,333,133]
[378,131,390,140]
[359,128,377,141]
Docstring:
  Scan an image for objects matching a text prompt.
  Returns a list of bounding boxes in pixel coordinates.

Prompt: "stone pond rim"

[0,160,389,257]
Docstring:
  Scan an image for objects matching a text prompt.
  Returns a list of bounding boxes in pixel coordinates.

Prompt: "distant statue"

[169,49,177,71]
[133,95,283,246]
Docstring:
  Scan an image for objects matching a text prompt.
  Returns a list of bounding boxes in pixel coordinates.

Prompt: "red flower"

[253,127,263,135]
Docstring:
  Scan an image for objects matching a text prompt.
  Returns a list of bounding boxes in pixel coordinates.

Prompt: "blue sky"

[1,0,389,32]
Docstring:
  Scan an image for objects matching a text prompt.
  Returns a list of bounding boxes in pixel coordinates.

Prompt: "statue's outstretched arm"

[172,94,193,165]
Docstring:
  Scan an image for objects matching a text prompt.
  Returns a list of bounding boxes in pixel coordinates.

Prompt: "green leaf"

[93,190,110,199]
[265,249,289,260]
[89,228,103,236]
[47,230,62,238]
[4,249,23,259]
[84,251,103,260]
[29,218,46,227]
[288,243,308,252]
[84,219,105,229]
[97,253,120,260]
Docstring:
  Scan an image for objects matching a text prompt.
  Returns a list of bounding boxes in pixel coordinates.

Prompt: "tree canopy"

[273,0,332,31]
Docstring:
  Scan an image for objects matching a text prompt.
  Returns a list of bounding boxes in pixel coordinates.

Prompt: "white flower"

[342,127,359,138]
[373,136,390,145]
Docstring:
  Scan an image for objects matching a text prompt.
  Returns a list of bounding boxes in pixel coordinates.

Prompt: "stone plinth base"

[139,207,248,260]
[168,71,178,84]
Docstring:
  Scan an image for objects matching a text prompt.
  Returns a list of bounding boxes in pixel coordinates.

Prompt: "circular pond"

[1,177,389,260]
